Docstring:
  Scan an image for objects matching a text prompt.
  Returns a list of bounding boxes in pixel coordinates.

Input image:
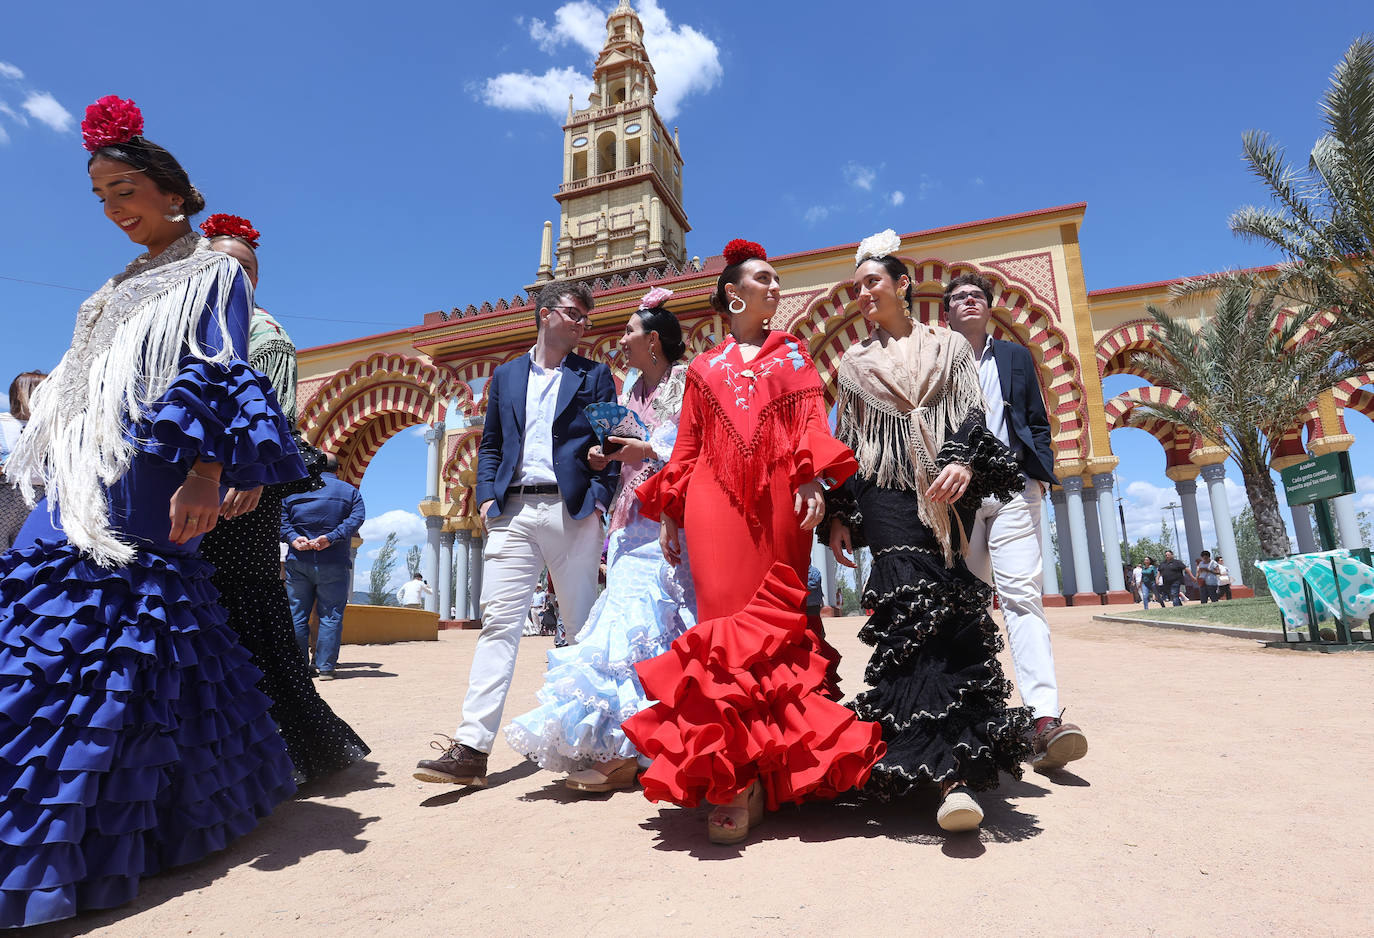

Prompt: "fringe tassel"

[689,371,819,523]
[10,255,239,567]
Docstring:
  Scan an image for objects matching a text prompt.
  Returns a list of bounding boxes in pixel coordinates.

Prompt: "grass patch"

[1114,596,1283,630]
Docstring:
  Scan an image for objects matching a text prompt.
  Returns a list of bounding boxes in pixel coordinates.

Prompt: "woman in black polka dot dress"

[200,214,369,782]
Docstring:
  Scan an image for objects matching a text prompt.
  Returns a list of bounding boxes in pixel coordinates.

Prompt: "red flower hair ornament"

[81,95,145,152]
[722,238,767,267]
[200,213,261,249]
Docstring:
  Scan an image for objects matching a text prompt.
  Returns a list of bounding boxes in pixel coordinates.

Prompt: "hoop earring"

[728,296,746,315]
[164,203,185,223]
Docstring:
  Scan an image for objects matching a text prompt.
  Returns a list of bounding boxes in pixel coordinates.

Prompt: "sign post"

[1280,452,1356,551]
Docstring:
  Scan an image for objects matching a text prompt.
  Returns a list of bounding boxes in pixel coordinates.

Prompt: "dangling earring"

[651,346,658,364]
[164,202,185,223]
[899,292,911,317]
[728,296,746,315]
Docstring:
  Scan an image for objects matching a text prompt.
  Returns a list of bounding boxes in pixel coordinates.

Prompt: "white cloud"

[21,91,73,132]
[0,123,8,145]
[0,62,22,80]
[918,173,940,200]
[359,508,427,550]
[529,1,606,54]
[804,204,841,225]
[480,66,594,119]
[636,0,722,120]
[0,100,22,124]
[484,2,721,122]
[971,176,985,187]
[843,160,876,191]
[889,190,906,207]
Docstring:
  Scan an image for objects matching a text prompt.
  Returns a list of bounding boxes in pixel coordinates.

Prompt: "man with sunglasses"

[945,272,1089,774]
[416,281,617,787]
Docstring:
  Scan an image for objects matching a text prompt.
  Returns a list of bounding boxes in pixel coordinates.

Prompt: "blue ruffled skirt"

[0,356,304,928]
[504,512,696,772]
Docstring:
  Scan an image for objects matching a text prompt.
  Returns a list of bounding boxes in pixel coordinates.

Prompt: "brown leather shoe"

[415,736,489,786]
[1031,713,1088,772]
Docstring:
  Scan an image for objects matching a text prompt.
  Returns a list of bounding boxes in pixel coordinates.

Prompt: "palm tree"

[1131,281,1364,558]
[1224,35,1374,363]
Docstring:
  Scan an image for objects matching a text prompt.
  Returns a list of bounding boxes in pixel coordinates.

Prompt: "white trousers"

[964,476,1060,719]
[455,493,603,752]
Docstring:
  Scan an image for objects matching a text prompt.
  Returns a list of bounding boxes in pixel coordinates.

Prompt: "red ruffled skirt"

[623,564,884,810]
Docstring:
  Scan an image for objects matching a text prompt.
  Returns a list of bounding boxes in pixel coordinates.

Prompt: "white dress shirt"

[974,334,1020,460]
[513,350,565,486]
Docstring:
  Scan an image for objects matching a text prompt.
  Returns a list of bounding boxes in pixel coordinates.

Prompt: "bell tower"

[533,0,689,286]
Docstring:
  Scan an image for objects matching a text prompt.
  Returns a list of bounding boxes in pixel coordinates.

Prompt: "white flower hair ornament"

[855,228,903,266]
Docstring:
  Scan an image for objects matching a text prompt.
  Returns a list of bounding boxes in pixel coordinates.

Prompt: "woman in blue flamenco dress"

[0,96,304,928]
[504,289,698,793]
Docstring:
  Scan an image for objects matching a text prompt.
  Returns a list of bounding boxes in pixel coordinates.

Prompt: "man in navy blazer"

[946,272,1088,775]
[417,280,617,787]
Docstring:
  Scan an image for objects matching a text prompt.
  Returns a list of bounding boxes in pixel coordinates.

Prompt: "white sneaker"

[937,788,984,832]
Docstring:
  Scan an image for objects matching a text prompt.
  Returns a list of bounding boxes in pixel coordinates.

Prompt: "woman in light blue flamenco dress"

[0,97,305,928]
[504,289,697,793]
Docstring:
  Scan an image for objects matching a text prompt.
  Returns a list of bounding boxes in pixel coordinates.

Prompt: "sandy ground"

[26,606,1374,938]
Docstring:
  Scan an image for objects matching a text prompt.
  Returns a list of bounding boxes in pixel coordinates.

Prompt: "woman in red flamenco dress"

[623,239,884,845]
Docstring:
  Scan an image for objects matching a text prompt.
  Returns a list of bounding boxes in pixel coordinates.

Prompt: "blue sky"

[3,1,1372,590]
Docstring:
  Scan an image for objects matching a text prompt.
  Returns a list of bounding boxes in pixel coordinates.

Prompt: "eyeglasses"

[948,290,989,305]
[549,305,591,324]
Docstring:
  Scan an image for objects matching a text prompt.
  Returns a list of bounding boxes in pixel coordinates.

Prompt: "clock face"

[573,137,588,147]
[625,123,641,134]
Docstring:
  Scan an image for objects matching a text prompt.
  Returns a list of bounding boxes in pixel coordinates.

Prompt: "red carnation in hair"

[200,213,262,249]
[722,238,767,267]
[81,95,144,152]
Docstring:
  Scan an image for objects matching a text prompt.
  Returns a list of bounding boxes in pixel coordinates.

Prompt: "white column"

[424,424,442,501]
[438,529,455,620]
[810,540,836,611]
[454,529,472,620]
[1291,504,1319,554]
[1331,493,1365,550]
[1081,485,1108,594]
[1051,489,1077,595]
[469,535,485,619]
[1061,477,1095,599]
[1040,496,1060,595]
[1093,472,1127,592]
[1200,463,1241,580]
[423,514,442,613]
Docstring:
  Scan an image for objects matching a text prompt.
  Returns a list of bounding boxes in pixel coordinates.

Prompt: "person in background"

[1195,550,1220,603]
[281,452,366,680]
[397,572,433,609]
[806,564,824,618]
[1131,561,1144,602]
[1140,556,1159,609]
[0,371,46,549]
[202,213,369,781]
[1157,549,1194,606]
[1214,556,1233,600]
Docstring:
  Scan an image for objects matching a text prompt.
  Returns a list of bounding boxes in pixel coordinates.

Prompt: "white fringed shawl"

[8,233,245,567]
[834,322,984,566]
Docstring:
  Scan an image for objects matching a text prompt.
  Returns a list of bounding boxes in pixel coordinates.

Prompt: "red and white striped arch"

[441,428,483,521]
[1095,319,1164,379]
[794,257,1088,461]
[297,352,468,485]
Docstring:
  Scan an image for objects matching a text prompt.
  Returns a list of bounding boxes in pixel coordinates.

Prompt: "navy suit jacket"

[474,351,618,520]
[991,338,1059,485]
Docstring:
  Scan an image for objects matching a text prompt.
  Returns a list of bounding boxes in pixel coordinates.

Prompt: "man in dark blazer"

[416,280,617,787]
[946,272,1088,775]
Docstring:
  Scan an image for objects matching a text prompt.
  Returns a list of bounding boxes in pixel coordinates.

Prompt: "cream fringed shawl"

[834,321,984,566]
[8,233,245,567]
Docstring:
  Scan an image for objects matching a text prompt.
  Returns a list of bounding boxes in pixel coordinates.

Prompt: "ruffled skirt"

[852,546,1032,797]
[504,513,696,772]
[0,539,296,928]
[623,563,884,811]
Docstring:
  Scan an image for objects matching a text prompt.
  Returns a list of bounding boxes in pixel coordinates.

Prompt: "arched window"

[597,131,617,175]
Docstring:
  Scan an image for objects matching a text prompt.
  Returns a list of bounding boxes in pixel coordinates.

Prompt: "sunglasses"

[549,305,591,324]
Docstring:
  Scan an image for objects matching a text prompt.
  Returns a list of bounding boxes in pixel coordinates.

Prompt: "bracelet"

[186,468,221,484]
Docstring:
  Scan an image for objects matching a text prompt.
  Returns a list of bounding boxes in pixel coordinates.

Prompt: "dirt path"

[31,606,1374,937]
